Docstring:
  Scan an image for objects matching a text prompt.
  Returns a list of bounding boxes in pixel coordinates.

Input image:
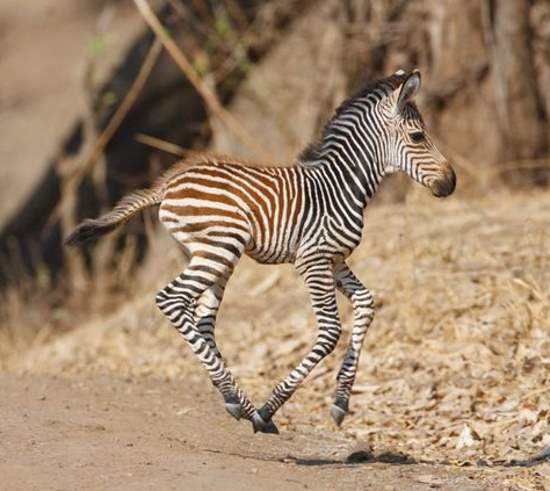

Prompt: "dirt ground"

[0,373,514,491]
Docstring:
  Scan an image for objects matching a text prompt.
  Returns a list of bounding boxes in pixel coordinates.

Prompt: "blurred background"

[1,0,549,289]
[0,0,549,476]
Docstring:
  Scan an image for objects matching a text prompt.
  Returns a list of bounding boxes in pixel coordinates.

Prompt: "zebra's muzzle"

[431,163,456,198]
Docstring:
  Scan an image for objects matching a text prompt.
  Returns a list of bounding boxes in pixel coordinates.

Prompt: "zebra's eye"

[410,131,425,143]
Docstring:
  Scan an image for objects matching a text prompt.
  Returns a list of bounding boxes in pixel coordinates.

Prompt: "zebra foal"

[66,70,456,434]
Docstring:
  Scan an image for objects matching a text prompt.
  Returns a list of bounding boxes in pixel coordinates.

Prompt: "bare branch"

[133,0,268,160]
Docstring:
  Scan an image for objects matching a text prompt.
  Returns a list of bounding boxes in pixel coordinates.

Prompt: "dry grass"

[2,186,550,487]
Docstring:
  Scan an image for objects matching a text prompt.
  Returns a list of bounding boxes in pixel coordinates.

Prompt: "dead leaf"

[518,408,538,424]
[249,271,280,296]
[456,425,480,449]
[535,463,550,478]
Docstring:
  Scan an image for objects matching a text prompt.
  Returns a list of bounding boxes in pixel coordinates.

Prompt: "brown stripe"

[290,173,302,233]
[164,187,239,208]
[161,204,242,220]
[171,220,248,234]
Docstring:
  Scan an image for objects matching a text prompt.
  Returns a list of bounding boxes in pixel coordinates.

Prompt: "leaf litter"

[3,190,550,489]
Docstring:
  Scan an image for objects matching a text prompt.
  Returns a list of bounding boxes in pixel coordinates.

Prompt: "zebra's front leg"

[331,262,375,426]
[156,256,260,427]
[255,259,341,431]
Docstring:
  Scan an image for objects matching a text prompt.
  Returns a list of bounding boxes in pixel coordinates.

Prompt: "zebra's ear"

[396,69,421,112]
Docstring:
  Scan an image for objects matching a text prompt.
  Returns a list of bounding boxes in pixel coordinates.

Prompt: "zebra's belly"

[245,242,297,264]
[243,212,303,264]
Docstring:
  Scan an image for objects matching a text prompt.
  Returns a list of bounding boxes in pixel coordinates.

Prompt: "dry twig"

[50,37,164,233]
[80,37,164,178]
[134,133,187,157]
[133,0,267,160]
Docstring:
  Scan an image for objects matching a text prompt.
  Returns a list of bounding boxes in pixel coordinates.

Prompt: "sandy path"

[0,373,488,491]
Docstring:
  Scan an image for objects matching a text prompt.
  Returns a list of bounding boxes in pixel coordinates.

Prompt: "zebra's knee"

[155,286,194,317]
[155,287,173,312]
[155,289,166,311]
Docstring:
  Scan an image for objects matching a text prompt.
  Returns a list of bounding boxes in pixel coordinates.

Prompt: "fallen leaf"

[456,425,479,449]
[535,463,550,478]
[249,272,280,296]
[518,408,538,424]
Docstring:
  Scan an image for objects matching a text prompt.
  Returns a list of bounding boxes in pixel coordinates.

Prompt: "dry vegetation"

[2,185,549,488]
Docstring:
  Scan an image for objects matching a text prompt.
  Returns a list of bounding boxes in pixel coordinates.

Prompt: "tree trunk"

[485,0,548,183]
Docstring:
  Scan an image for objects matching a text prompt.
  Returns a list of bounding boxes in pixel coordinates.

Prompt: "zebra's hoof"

[331,397,349,427]
[330,404,347,426]
[261,420,280,434]
[223,393,241,420]
[251,411,279,434]
[224,402,242,420]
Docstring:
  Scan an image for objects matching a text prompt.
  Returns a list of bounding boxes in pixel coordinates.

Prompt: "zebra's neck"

[297,106,388,210]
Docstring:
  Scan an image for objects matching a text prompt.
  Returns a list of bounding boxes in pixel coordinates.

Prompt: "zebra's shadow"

[284,447,550,469]
[283,449,416,467]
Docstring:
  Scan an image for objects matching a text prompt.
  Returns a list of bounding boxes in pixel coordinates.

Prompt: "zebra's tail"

[65,187,163,247]
[65,155,230,246]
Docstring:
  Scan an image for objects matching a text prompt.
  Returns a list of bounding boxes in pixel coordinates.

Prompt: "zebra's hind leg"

[194,283,257,423]
[194,282,278,434]
[194,284,241,418]
[195,284,224,359]
[331,262,375,426]
[255,258,341,430]
[156,253,258,425]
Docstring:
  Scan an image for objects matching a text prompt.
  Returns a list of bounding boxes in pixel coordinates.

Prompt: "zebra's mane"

[297,71,409,165]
